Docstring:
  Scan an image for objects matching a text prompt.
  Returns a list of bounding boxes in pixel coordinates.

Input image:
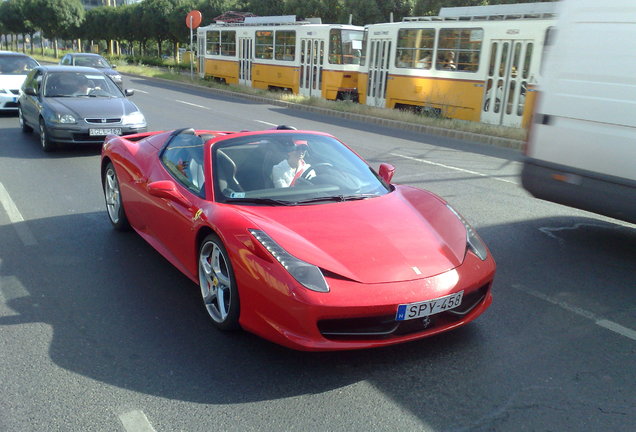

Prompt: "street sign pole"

[190,16,194,80]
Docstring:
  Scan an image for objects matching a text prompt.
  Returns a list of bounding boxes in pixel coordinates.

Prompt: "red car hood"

[237,186,468,284]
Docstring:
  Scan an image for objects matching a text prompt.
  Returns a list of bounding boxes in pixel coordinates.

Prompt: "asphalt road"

[0,75,634,432]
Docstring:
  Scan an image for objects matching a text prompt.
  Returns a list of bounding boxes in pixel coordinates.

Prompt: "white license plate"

[89,128,121,136]
[396,291,464,321]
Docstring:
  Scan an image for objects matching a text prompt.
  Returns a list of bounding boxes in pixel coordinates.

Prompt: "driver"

[272,140,312,188]
[75,75,93,95]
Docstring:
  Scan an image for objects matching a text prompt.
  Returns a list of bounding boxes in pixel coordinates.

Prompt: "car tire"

[198,234,240,330]
[103,162,131,231]
[19,107,32,133]
[39,118,55,152]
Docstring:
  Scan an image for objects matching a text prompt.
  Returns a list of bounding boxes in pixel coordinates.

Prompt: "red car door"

[141,133,208,279]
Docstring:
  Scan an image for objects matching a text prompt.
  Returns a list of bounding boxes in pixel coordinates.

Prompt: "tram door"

[299,39,324,97]
[481,40,534,127]
[239,38,253,86]
[198,35,206,78]
[366,38,391,108]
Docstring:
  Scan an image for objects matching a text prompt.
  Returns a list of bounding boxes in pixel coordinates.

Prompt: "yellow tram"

[359,2,557,128]
[196,16,364,101]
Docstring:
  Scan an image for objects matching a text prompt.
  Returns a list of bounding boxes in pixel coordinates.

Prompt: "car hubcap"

[104,167,121,223]
[199,241,231,323]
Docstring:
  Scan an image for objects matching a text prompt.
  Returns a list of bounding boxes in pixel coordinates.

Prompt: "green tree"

[344,0,382,25]
[167,0,197,60]
[196,0,246,26]
[246,0,286,16]
[376,0,414,22]
[285,0,344,23]
[141,0,177,57]
[31,0,85,57]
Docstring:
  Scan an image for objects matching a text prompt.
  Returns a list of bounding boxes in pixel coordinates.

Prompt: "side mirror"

[124,89,134,96]
[24,87,37,96]
[378,163,395,183]
[111,64,117,69]
[147,180,192,208]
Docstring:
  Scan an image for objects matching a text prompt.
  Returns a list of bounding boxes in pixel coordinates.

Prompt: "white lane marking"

[512,284,636,342]
[390,152,517,184]
[176,100,210,110]
[131,89,148,94]
[255,120,277,127]
[0,182,37,246]
[119,410,157,432]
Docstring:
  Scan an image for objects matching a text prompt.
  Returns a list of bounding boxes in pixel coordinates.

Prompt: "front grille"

[85,118,121,124]
[318,284,490,341]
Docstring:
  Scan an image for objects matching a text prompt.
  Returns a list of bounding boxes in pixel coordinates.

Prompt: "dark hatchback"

[60,53,123,88]
[18,65,147,152]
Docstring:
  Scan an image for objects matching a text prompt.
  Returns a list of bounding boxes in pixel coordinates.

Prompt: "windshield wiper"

[293,194,379,204]
[224,197,293,206]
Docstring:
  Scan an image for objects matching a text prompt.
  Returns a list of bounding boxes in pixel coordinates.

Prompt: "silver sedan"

[18,65,147,152]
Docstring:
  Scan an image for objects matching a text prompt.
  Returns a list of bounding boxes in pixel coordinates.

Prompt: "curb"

[130,72,525,151]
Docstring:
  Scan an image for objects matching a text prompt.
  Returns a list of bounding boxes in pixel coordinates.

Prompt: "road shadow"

[0,120,102,159]
[1,212,634,431]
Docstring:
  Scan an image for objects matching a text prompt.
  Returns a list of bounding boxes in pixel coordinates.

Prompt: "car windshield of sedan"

[44,72,122,98]
[0,55,38,75]
[212,133,391,204]
[74,56,110,68]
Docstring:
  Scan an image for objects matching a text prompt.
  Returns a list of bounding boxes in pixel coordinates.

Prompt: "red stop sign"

[186,10,202,29]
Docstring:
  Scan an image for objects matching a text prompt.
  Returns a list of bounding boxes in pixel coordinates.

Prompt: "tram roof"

[404,1,558,22]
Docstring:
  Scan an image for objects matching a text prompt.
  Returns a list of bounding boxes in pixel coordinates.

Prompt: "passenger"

[272,140,312,188]
[440,51,457,70]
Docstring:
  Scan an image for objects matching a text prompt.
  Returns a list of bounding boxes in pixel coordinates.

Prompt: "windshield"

[74,56,110,68]
[0,55,38,75]
[213,133,391,205]
[43,71,123,98]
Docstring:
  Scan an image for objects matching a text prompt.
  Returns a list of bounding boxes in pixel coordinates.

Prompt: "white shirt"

[272,159,310,188]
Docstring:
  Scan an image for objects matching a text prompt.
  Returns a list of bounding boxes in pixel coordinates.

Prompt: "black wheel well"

[100,157,113,185]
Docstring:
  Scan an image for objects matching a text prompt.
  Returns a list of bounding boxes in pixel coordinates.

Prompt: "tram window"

[488,42,497,76]
[436,28,482,72]
[329,29,364,65]
[255,30,274,59]
[522,43,533,79]
[396,28,434,69]
[541,27,555,74]
[512,42,521,77]
[275,30,296,61]
[206,31,220,56]
[360,29,368,67]
[221,31,236,56]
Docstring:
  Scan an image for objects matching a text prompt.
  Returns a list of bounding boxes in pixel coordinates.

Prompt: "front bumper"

[236,248,496,351]
[46,124,147,144]
[0,91,20,111]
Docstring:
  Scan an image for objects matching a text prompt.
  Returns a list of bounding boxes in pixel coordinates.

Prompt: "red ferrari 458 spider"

[101,126,496,351]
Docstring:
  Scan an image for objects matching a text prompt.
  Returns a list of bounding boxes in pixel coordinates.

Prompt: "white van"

[521,0,636,224]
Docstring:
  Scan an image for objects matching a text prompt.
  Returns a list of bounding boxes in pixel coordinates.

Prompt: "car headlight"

[122,111,145,126]
[446,205,488,261]
[50,113,77,124]
[249,229,330,293]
